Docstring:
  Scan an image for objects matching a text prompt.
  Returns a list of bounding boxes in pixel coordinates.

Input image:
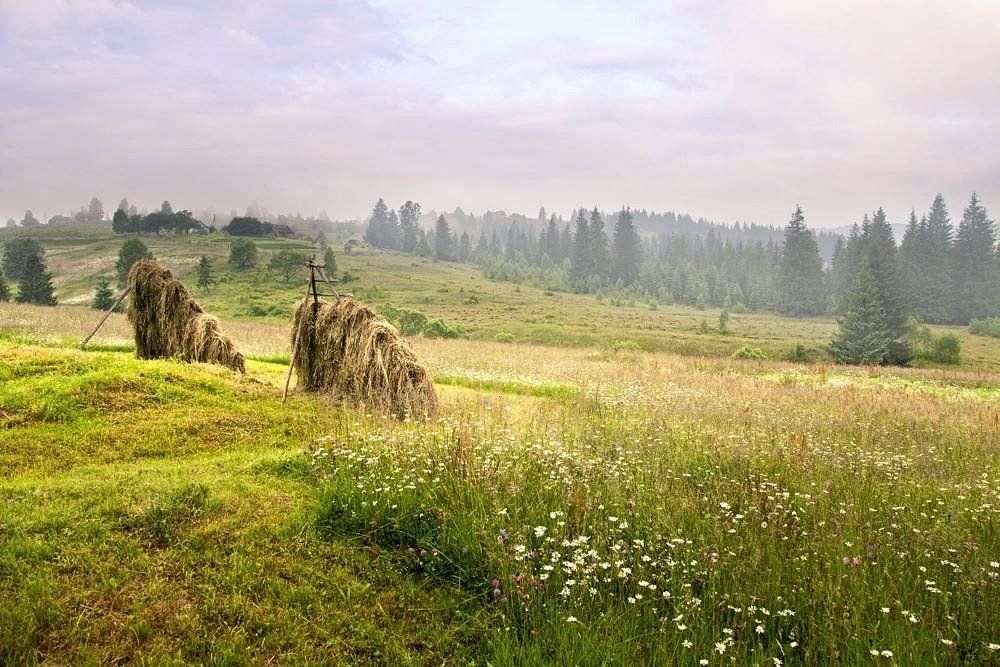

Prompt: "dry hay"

[291,297,437,418]
[126,259,245,373]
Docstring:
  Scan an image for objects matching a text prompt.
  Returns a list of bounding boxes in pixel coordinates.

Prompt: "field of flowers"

[2,298,998,664]
[306,344,1000,665]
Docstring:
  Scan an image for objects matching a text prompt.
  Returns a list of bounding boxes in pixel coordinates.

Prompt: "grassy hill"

[2,223,1000,664]
[2,221,998,370]
[2,337,998,664]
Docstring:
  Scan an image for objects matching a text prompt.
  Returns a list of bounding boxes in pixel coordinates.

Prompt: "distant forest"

[362,195,999,326]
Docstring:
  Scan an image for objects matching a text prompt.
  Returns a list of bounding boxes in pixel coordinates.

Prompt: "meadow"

[1,223,999,664]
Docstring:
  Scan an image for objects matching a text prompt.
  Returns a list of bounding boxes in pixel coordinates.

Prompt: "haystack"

[290,297,437,418]
[126,259,245,373]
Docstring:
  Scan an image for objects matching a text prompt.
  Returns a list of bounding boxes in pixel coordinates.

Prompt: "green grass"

[3,221,997,370]
[1,340,997,664]
[2,222,999,664]
[0,344,485,664]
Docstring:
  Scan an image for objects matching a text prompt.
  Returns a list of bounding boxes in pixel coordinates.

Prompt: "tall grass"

[310,354,1000,665]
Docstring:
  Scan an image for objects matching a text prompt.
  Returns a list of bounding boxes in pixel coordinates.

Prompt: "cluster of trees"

[0,238,56,305]
[221,217,273,236]
[112,201,207,235]
[363,195,997,327]
[826,195,997,363]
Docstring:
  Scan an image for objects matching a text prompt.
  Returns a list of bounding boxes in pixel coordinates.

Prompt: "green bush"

[969,317,1000,338]
[928,333,961,364]
[905,317,961,365]
[732,345,767,360]
[422,318,467,339]
[494,332,515,343]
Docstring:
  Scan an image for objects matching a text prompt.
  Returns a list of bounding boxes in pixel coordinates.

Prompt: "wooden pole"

[79,287,130,350]
[315,266,340,303]
[282,275,315,403]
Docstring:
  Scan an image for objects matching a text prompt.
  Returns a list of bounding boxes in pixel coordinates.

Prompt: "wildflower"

[566,616,578,623]
[881,650,893,658]
[940,639,954,646]
[682,640,693,648]
[534,526,547,538]
[715,641,727,654]
[988,643,1000,651]
[881,607,890,614]
[774,659,783,666]
[756,624,765,634]
[700,660,709,665]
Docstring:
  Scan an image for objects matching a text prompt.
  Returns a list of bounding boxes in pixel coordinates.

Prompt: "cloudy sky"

[1,0,998,227]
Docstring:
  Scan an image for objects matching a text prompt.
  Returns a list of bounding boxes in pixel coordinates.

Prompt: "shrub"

[732,345,767,360]
[928,334,961,365]
[398,310,429,336]
[422,318,467,339]
[969,317,1000,338]
[495,332,515,343]
[905,317,961,365]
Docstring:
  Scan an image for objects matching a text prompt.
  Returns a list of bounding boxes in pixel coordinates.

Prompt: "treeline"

[112,201,209,235]
[363,195,999,327]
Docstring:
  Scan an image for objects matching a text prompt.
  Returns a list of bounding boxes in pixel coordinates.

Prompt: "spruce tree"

[92,277,115,310]
[952,193,997,323]
[589,208,610,284]
[777,205,825,315]
[569,209,592,290]
[860,208,906,339]
[364,198,391,248]
[0,271,9,302]
[434,214,453,261]
[830,260,891,365]
[612,207,642,285]
[196,256,215,292]
[15,253,57,305]
[116,238,153,286]
[904,194,954,322]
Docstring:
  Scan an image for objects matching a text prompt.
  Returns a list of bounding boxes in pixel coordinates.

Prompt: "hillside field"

[1,223,999,665]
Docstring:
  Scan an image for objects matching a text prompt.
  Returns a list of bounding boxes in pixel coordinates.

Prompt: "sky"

[1,0,998,228]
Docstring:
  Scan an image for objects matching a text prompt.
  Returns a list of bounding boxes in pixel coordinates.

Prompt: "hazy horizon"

[2,1,998,228]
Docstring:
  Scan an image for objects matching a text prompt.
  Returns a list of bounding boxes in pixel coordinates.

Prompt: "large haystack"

[291,297,437,418]
[127,259,245,373]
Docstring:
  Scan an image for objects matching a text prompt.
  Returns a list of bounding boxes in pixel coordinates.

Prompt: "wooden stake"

[282,276,315,403]
[79,287,130,350]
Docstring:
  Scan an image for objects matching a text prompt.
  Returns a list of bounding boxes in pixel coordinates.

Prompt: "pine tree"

[364,198,391,248]
[777,205,825,315]
[434,214,453,261]
[0,271,9,302]
[399,201,421,253]
[860,208,906,339]
[569,209,592,290]
[116,238,153,285]
[323,247,337,276]
[589,208,610,284]
[830,260,891,365]
[15,253,56,305]
[196,256,215,292]
[612,207,642,285]
[952,193,997,323]
[92,277,115,310]
[904,194,954,322]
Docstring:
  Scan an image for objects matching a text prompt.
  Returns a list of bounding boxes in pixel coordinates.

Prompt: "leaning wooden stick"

[316,266,340,303]
[282,277,314,403]
[79,287,130,350]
